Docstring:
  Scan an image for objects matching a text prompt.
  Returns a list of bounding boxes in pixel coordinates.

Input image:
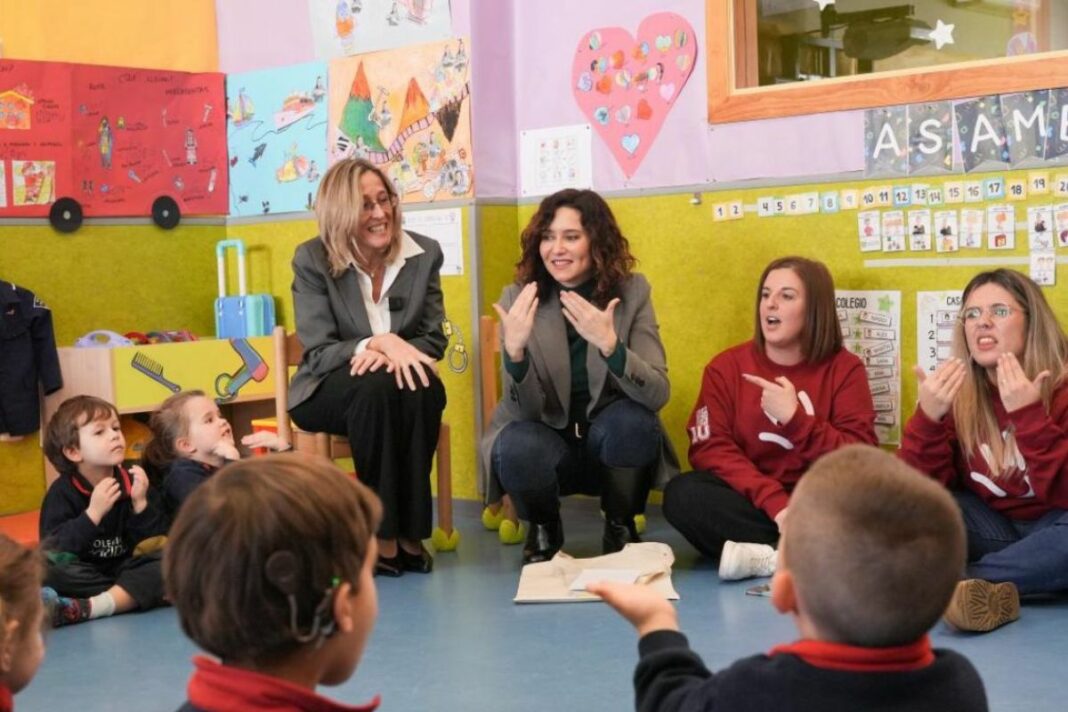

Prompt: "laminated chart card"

[917,291,963,375]
[837,290,901,445]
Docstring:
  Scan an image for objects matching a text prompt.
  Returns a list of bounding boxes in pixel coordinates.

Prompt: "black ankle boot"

[522,519,564,565]
[600,465,651,554]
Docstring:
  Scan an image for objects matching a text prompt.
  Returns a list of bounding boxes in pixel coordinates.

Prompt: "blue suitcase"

[214,239,276,338]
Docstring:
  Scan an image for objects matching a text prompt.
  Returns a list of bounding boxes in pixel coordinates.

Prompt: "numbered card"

[1029,171,1050,195]
[908,209,932,251]
[960,208,984,249]
[1055,202,1068,247]
[861,187,878,208]
[892,185,912,207]
[934,210,959,252]
[757,197,775,217]
[964,181,985,203]
[875,185,893,207]
[927,187,944,205]
[911,184,929,205]
[1031,250,1057,286]
[984,177,1005,200]
[785,195,803,215]
[1055,174,1068,197]
[987,205,1016,250]
[773,197,786,216]
[821,191,840,214]
[840,189,859,210]
[944,181,964,204]
[712,203,729,222]
[1027,205,1054,250]
[727,200,744,221]
[858,210,882,252]
[1006,178,1028,202]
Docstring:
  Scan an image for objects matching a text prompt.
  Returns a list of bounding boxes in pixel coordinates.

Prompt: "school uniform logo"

[688,406,710,443]
[758,391,815,450]
[970,428,1035,499]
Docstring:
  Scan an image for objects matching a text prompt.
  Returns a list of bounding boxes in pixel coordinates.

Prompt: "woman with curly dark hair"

[480,189,677,565]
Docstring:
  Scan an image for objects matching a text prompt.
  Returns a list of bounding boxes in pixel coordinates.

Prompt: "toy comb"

[131,352,181,393]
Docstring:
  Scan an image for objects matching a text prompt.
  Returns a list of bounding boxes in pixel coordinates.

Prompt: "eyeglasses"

[361,194,397,213]
[959,304,1019,323]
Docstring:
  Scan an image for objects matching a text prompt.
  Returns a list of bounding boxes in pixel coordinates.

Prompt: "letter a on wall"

[571,12,697,178]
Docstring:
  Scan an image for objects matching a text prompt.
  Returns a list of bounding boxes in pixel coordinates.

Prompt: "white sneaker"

[718,541,777,581]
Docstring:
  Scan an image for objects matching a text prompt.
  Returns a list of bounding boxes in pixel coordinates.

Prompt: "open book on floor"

[514,542,679,604]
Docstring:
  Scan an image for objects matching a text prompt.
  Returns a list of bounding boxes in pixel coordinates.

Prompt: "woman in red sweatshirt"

[663,256,877,580]
[901,269,1068,633]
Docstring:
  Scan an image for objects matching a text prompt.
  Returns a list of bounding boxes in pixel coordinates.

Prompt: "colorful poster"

[309,0,453,59]
[328,37,473,204]
[519,123,593,198]
[227,62,328,217]
[954,95,1011,174]
[916,291,962,376]
[0,60,73,215]
[70,65,227,217]
[571,12,697,179]
[837,290,901,445]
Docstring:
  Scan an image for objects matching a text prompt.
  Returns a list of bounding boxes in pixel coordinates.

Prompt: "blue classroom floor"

[23,498,1068,711]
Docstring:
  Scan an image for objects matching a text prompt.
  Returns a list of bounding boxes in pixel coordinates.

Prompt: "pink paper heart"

[572,12,697,178]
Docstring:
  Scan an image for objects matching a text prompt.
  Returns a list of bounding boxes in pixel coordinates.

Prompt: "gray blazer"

[289,231,447,409]
[479,274,679,502]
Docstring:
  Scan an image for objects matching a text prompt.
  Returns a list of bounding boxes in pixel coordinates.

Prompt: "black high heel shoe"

[522,519,564,565]
[374,553,404,577]
[399,544,434,574]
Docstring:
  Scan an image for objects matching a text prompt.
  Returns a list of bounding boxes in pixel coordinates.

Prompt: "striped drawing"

[131,352,182,393]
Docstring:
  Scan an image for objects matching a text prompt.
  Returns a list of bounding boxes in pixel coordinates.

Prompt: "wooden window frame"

[707,0,1068,124]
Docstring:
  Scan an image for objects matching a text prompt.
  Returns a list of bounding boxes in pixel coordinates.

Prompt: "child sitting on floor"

[589,444,989,712]
[0,534,47,711]
[165,453,382,712]
[41,395,169,627]
[142,390,290,519]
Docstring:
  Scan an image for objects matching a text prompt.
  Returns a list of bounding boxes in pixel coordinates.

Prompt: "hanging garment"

[0,282,62,436]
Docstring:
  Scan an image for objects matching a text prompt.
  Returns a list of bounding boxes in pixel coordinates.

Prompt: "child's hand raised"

[87,477,122,524]
[128,465,149,513]
[585,580,679,637]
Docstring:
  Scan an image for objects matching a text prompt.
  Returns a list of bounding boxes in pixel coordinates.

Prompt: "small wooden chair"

[272,326,457,550]
[478,315,523,543]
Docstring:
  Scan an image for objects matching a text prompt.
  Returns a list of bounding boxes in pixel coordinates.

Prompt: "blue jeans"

[491,400,660,523]
[954,490,1068,595]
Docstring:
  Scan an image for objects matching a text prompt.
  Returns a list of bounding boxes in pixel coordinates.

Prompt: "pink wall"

[506,0,863,195]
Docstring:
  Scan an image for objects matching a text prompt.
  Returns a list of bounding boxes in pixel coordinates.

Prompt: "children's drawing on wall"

[328,38,473,203]
[1028,205,1053,250]
[571,12,697,179]
[12,160,54,205]
[908,208,931,251]
[1031,251,1056,286]
[227,62,329,216]
[1055,202,1068,247]
[857,210,881,252]
[0,62,72,218]
[934,209,959,252]
[309,0,453,58]
[70,65,227,217]
[960,208,983,248]
[986,204,1016,249]
[881,210,906,252]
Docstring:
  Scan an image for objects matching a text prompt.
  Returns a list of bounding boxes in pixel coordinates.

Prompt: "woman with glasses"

[482,189,678,565]
[662,256,877,580]
[289,158,447,577]
[901,269,1068,632]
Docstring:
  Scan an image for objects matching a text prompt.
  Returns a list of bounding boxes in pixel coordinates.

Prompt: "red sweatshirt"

[900,381,1068,520]
[686,341,877,519]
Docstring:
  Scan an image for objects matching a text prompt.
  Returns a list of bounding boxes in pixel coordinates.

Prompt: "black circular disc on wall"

[151,196,181,229]
[49,197,84,233]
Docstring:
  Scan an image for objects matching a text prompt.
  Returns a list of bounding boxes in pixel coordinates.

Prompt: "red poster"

[0,60,73,216]
[71,66,227,217]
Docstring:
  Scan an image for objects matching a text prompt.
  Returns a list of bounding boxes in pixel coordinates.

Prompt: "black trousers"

[44,551,166,610]
[661,471,779,559]
[290,366,446,540]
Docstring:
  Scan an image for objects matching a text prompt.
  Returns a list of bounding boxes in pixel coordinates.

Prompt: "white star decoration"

[928,19,955,50]
[813,0,835,9]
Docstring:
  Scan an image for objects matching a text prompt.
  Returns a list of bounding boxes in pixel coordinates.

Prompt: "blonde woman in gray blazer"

[290,159,447,578]
[481,189,678,565]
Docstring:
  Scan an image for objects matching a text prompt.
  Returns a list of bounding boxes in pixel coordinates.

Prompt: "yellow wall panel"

[0,0,219,71]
